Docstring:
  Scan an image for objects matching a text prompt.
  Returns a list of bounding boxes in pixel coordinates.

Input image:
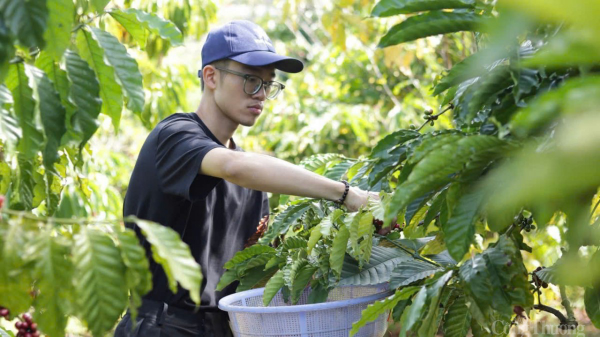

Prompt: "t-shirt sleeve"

[155,120,224,201]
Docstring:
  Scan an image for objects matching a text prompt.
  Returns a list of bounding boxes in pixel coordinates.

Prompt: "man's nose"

[251,85,267,101]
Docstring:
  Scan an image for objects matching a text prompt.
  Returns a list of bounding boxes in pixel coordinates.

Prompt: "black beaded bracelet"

[335,180,350,206]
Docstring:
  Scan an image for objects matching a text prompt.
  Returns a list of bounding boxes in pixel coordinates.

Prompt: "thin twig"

[559,285,576,321]
[72,12,107,32]
[534,304,567,323]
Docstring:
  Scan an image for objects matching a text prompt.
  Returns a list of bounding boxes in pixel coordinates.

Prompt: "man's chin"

[239,116,259,127]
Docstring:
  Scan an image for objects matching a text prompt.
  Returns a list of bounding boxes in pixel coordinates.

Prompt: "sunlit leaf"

[76,29,123,129]
[109,8,183,47]
[89,27,145,114]
[43,0,73,60]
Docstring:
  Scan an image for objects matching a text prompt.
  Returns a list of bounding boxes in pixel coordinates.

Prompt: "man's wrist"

[334,181,350,206]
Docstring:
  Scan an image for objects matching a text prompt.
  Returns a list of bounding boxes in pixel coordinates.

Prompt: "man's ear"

[202,65,218,90]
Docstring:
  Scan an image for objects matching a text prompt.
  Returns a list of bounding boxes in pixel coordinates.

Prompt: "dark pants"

[114,300,233,337]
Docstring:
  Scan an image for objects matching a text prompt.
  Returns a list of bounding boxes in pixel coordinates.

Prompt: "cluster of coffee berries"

[15,313,40,337]
[373,218,400,235]
[244,215,270,248]
[0,306,9,318]
[531,266,549,288]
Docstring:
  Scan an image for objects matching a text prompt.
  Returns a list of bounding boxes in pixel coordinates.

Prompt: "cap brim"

[230,51,304,73]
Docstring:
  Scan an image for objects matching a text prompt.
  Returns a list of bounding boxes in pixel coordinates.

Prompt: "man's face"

[213,61,276,127]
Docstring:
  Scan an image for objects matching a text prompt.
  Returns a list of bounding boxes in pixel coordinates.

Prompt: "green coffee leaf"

[27,65,66,170]
[73,227,128,337]
[89,27,145,114]
[340,246,412,286]
[76,29,123,129]
[390,259,443,288]
[330,224,350,276]
[350,287,419,335]
[65,49,102,151]
[400,286,428,336]
[418,271,454,337]
[443,188,485,261]
[113,228,152,322]
[443,295,471,337]
[223,244,275,269]
[263,270,285,306]
[260,202,311,243]
[132,217,203,304]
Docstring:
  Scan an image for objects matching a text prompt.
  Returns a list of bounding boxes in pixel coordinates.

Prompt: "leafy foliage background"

[0,0,600,336]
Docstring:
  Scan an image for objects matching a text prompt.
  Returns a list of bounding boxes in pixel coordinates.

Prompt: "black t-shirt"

[123,112,269,311]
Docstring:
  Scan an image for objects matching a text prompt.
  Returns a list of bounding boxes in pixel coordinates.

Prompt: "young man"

[114,20,376,336]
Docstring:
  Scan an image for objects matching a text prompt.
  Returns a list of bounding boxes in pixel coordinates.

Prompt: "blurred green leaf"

[43,0,74,60]
[378,12,484,47]
[485,112,600,230]
[585,287,600,328]
[371,0,475,17]
[29,230,72,337]
[501,0,600,32]
[525,30,600,68]
[510,76,600,138]
[0,0,47,48]
[109,8,183,47]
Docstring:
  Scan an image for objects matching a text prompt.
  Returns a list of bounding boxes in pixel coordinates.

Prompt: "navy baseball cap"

[200,20,304,74]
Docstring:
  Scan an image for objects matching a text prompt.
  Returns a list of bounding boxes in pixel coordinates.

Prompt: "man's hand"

[343,187,379,212]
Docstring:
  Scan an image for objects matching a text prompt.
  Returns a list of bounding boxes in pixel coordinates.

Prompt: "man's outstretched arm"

[201,148,375,211]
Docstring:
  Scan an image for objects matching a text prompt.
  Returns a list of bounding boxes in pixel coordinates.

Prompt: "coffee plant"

[219,0,600,336]
[0,0,213,335]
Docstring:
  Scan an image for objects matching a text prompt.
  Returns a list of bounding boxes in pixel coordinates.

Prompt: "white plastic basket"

[218,283,393,337]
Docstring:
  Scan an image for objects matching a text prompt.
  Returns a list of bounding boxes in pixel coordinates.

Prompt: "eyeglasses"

[214,66,285,100]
